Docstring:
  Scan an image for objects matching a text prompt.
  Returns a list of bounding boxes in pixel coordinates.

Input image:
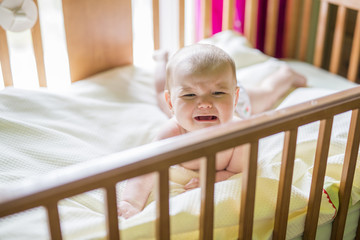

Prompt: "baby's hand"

[184,177,200,190]
[118,200,141,219]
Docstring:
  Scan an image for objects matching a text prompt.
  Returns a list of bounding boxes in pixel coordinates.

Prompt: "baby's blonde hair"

[166,44,236,91]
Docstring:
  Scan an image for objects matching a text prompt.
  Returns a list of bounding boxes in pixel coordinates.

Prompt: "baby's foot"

[279,65,307,88]
[152,49,169,62]
[118,200,141,219]
[184,177,200,190]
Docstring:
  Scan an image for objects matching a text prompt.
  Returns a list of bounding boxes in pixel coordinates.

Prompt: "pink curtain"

[195,0,287,58]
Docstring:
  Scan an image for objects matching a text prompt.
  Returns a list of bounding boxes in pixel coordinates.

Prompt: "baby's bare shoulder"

[155,118,183,141]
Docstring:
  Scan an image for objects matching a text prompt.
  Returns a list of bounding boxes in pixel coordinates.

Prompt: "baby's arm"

[118,119,182,219]
[183,170,236,190]
[118,173,155,219]
[184,144,247,190]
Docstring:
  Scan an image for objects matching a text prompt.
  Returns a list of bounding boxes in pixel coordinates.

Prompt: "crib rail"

[1,86,359,239]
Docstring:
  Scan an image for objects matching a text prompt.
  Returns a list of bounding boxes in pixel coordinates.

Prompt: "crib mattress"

[0,31,359,239]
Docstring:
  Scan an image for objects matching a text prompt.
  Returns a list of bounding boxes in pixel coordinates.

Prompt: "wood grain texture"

[155,169,170,240]
[201,0,212,39]
[329,5,346,74]
[283,0,301,58]
[153,0,160,50]
[179,0,185,48]
[331,108,360,239]
[304,117,333,239]
[199,154,216,239]
[314,1,329,67]
[244,0,258,47]
[239,142,258,239]
[31,0,47,87]
[264,0,280,56]
[347,6,360,82]
[47,202,62,240]
[222,0,235,31]
[62,0,133,82]
[298,0,313,61]
[105,185,120,240]
[273,128,298,239]
[0,28,13,86]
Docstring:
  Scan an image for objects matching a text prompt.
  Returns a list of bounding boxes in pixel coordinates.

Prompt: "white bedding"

[0,31,359,239]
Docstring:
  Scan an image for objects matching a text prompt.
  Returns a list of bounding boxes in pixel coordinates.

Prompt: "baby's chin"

[189,120,222,131]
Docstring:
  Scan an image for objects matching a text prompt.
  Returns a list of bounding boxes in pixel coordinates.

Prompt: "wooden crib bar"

[155,169,170,240]
[239,141,258,239]
[349,10,360,82]
[152,0,160,50]
[313,0,329,68]
[332,108,360,239]
[31,0,47,87]
[330,5,346,74]
[304,117,334,238]
[273,128,298,239]
[46,202,62,240]
[105,184,120,240]
[199,154,216,239]
[0,28,12,86]
[222,0,235,31]
[264,0,280,57]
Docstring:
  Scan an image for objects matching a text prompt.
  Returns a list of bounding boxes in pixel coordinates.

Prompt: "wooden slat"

[331,108,360,239]
[201,0,212,39]
[329,5,346,74]
[199,154,216,240]
[31,0,47,87]
[298,0,313,61]
[239,142,258,239]
[62,0,133,82]
[304,117,334,239]
[46,202,62,240]
[153,0,160,50]
[283,0,301,58]
[155,169,170,240]
[264,0,280,57]
[179,0,185,48]
[244,0,258,47]
[314,1,329,67]
[222,0,235,31]
[105,185,120,240]
[347,11,360,82]
[273,128,298,239]
[0,28,13,87]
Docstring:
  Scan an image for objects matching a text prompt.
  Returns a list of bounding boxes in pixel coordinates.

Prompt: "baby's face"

[166,65,239,132]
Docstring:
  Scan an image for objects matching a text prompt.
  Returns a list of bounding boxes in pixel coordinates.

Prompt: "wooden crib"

[0,0,359,239]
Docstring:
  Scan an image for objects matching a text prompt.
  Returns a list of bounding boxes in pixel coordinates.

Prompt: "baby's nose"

[198,98,212,108]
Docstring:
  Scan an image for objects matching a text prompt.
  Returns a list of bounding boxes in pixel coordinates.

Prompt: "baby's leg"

[118,173,155,219]
[153,50,172,117]
[246,64,307,114]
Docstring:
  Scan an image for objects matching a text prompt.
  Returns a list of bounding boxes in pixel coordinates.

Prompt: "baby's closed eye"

[213,91,226,96]
[182,93,196,98]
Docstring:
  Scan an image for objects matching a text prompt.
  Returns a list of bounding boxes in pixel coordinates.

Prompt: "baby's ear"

[164,90,173,110]
[234,87,240,107]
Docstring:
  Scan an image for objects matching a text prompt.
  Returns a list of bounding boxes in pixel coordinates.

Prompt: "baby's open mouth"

[194,116,218,121]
